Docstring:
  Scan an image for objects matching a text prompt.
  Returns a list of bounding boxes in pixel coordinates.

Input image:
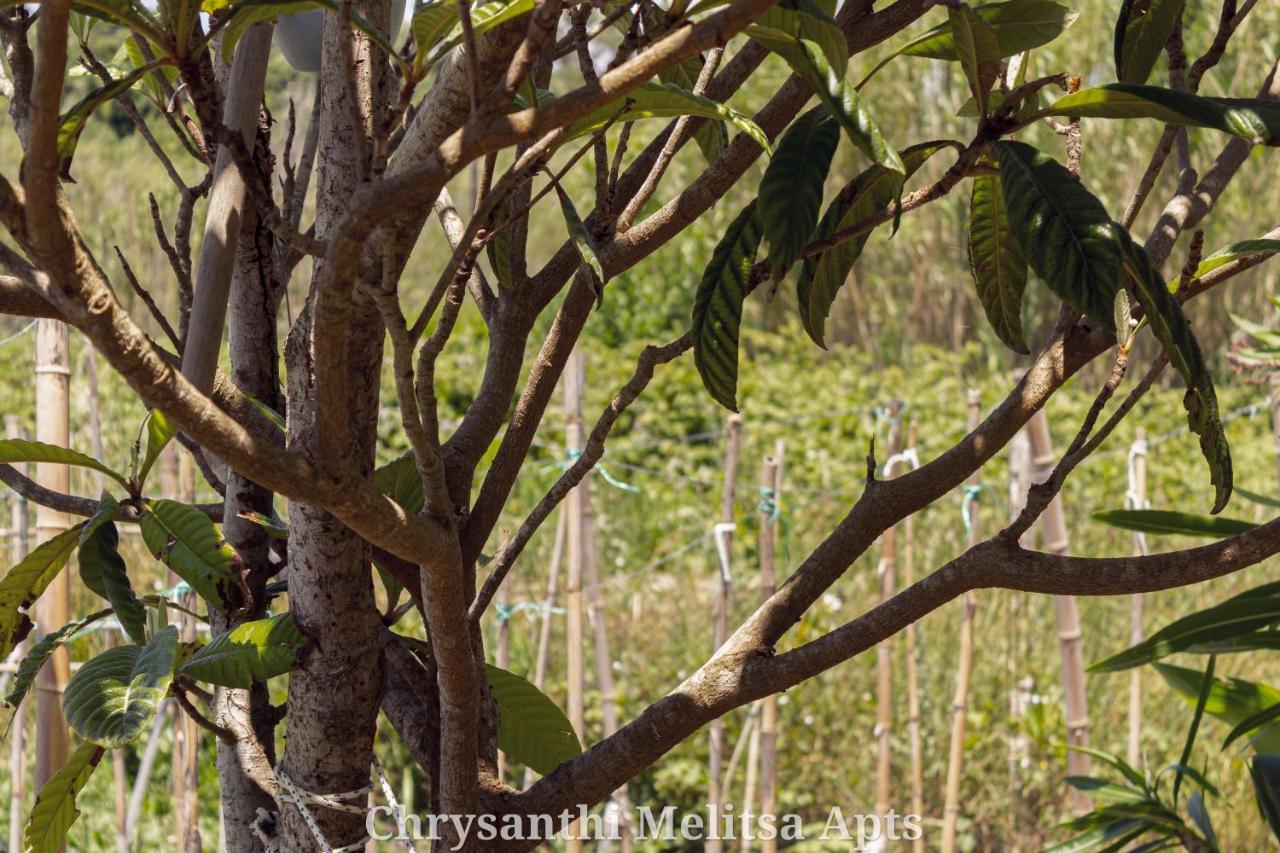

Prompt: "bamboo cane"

[900,424,924,853]
[6,415,30,853]
[1027,410,1091,814]
[1005,429,1034,845]
[751,445,782,853]
[172,452,202,852]
[1127,429,1149,769]
[874,401,904,822]
[941,391,982,852]
[525,511,567,791]
[565,348,587,853]
[34,319,71,791]
[708,414,742,853]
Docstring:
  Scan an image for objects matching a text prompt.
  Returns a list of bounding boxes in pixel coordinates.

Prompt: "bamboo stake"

[874,401,904,822]
[1027,410,1091,814]
[708,414,742,853]
[525,511,567,791]
[173,451,201,852]
[900,424,924,853]
[754,443,782,853]
[1126,429,1149,770]
[564,347,587,853]
[34,318,71,791]
[6,415,30,853]
[1005,429,1034,845]
[941,391,982,852]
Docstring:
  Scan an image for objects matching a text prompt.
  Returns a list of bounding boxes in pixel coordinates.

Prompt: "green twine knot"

[961,483,984,536]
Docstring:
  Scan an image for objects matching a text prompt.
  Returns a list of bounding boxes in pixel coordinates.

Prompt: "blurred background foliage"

[3,0,1280,847]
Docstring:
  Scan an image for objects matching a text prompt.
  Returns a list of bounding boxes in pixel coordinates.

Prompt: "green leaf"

[1235,486,1280,510]
[3,610,112,709]
[752,28,902,173]
[1064,776,1148,804]
[1177,240,1280,290]
[1250,754,1280,841]
[56,62,160,181]
[22,741,105,853]
[80,522,148,645]
[993,140,1124,331]
[757,107,840,278]
[136,409,176,489]
[968,170,1029,353]
[63,626,178,746]
[1044,818,1148,853]
[691,201,763,411]
[797,141,949,347]
[178,613,307,688]
[1186,791,1217,850]
[1115,0,1186,85]
[1093,509,1253,538]
[78,491,121,551]
[373,453,425,515]
[658,57,729,163]
[754,0,847,74]
[0,523,87,661]
[0,438,127,489]
[560,81,770,154]
[1224,702,1280,751]
[1091,596,1280,672]
[1121,240,1232,513]
[486,663,581,775]
[411,0,459,62]
[1040,85,1280,147]
[553,183,605,303]
[139,499,238,611]
[1156,664,1280,753]
[898,0,1077,60]
[949,4,1001,116]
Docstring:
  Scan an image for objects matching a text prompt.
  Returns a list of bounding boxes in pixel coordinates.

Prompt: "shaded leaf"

[140,499,238,611]
[179,613,306,688]
[78,491,121,549]
[81,522,147,645]
[63,625,178,746]
[1156,664,1280,753]
[486,663,581,775]
[56,62,159,180]
[0,523,87,661]
[3,610,112,709]
[1251,754,1280,841]
[23,740,105,853]
[898,0,1077,60]
[1040,84,1280,146]
[1115,0,1186,85]
[691,201,763,411]
[553,184,605,303]
[754,0,847,73]
[1093,509,1252,538]
[1225,702,1280,751]
[757,107,840,278]
[1091,596,1280,672]
[949,4,1001,116]
[373,453,425,515]
[969,170,1029,352]
[0,438,127,488]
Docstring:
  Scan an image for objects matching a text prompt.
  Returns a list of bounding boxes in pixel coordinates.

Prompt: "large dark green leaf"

[178,613,307,688]
[1091,596,1280,672]
[63,625,178,746]
[23,740,105,853]
[1114,0,1185,85]
[1156,664,1280,753]
[373,453,425,515]
[554,184,605,302]
[0,523,87,661]
[797,141,950,347]
[0,438,127,488]
[1093,509,1253,538]
[1040,85,1280,146]
[757,107,840,278]
[1251,755,1280,842]
[1122,240,1232,512]
[139,499,238,611]
[968,170,1029,353]
[692,201,763,410]
[486,663,581,775]
[79,522,147,645]
[898,0,1077,60]
[754,0,847,73]
[993,140,1124,330]
[748,27,903,173]
[3,610,111,709]
[949,4,1001,116]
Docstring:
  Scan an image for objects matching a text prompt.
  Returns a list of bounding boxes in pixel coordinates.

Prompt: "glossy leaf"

[1177,240,1280,290]
[560,82,770,153]
[137,409,176,489]
[1122,240,1232,512]
[993,140,1123,330]
[898,0,1077,60]
[486,663,581,775]
[757,107,840,278]
[949,4,1001,116]
[179,613,307,688]
[23,740,105,853]
[1040,84,1280,146]
[0,523,87,661]
[140,499,238,611]
[63,625,178,746]
[968,170,1029,352]
[0,438,127,488]
[798,141,950,346]
[1114,0,1186,85]
[80,522,147,645]
[1093,509,1253,538]
[1156,664,1280,753]
[1091,596,1280,672]
[373,453,425,515]
[4,610,111,709]
[692,201,763,410]
[554,183,605,302]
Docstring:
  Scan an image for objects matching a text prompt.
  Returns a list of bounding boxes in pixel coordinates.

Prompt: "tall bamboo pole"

[1027,410,1091,813]
[525,511,567,791]
[564,348,587,853]
[1006,429,1034,846]
[6,415,31,853]
[874,401,904,821]
[707,414,742,853]
[34,318,71,790]
[171,451,202,852]
[941,391,982,852]
[1126,430,1149,769]
[757,443,782,853]
[901,424,924,853]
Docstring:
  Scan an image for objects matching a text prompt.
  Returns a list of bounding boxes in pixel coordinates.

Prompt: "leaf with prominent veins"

[968,170,1029,353]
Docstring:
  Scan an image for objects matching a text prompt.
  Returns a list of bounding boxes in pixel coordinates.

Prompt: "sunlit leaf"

[63,626,179,746]
[23,741,105,853]
[179,613,307,688]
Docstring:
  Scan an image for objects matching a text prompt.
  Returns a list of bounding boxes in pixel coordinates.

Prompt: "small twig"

[114,246,180,350]
[173,686,238,743]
